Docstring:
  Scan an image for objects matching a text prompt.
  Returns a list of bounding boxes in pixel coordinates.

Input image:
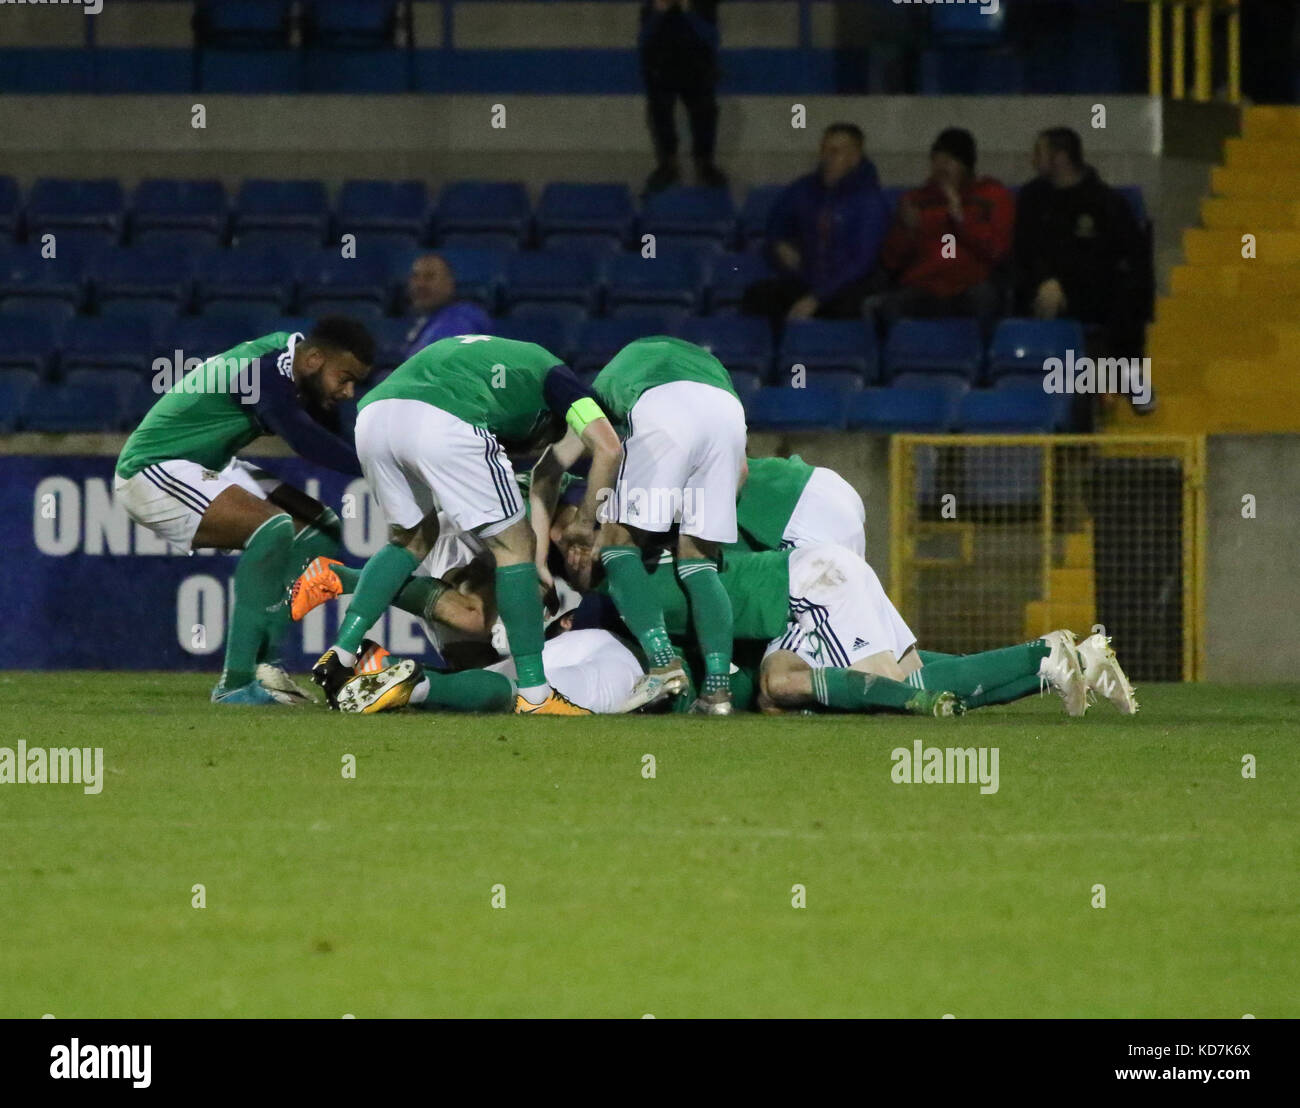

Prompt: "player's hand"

[787,293,819,321]
[535,557,555,593]
[774,241,801,273]
[1033,278,1067,318]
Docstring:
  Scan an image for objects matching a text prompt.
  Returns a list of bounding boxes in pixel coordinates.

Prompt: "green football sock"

[677,558,733,694]
[904,643,1050,697]
[334,564,447,624]
[964,674,1044,709]
[222,513,296,689]
[494,562,547,692]
[811,668,920,713]
[335,543,420,656]
[599,545,677,667]
[410,668,515,713]
[260,509,342,666]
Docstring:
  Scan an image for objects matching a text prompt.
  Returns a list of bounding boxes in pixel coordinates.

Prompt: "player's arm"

[252,364,364,476]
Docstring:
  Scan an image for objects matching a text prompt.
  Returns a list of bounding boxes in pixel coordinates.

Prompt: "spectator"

[1014,127,1145,356]
[403,253,491,359]
[741,123,890,333]
[874,128,1014,333]
[639,0,726,193]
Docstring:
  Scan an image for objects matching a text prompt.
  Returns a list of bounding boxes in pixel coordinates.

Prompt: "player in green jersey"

[734,454,867,555]
[589,336,748,715]
[309,334,623,716]
[114,318,374,706]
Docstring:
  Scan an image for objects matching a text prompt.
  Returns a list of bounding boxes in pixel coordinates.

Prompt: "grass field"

[1,674,1296,1019]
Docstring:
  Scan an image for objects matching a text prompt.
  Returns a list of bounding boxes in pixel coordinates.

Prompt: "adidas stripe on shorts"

[113,457,271,554]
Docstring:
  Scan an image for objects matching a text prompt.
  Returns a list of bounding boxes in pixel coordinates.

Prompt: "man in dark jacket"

[1014,127,1146,355]
[640,0,726,193]
[741,123,890,334]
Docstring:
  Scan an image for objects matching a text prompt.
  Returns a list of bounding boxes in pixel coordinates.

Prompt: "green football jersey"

[359,334,564,446]
[115,332,290,480]
[638,548,792,642]
[590,335,738,424]
[732,454,817,552]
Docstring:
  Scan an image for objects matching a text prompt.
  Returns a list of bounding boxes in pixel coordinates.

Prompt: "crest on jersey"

[277,332,304,379]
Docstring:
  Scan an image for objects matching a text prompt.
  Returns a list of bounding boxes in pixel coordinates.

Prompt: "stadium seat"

[432,245,509,311]
[26,178,125,242]
[891,369,976,393]
[233,179,330,241]
[495,312,581,361]
[0,176,19,239]
[232,227,327,254]
[535,183,634,247]
[932,5,1008,40]
[884,317,984,382]
[641,186,736,246]
[845,386,962,432]
[337,180,430,239]
[0,296,78,324]
[674,317,773,376]
[1116,186,1147,230]
[89,247,198,311]
[801,369,867,393]
[572,316,673,375]
[298,249,395,313]
[737,185,783,247]
[778,319,879,381]
[0,315,58,377]
[97,301,181,334]
[129,179,228,239]
[957,388,1068,432]
[505,250,601,312]
[605,250,703,315]
[370,317,415,370]
[61,315,158,374]
[21,381,124,432]
[435,181,531,240]
[194,1,293,48]
[131,227,225,252]
[196,247,297,313]
[65,368,143,410]
[0,369,40,431]
[728,369,763,398]
[987,317,1084,380]
[302,1,398,47]
[708,251,771,312]
[161,316,263,362]
[744,387,847,431]
[436,231,523,253]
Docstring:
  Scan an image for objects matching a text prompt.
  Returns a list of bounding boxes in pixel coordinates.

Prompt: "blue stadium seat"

[0,296,78,324]
[436,181,531,239]
[61,315,158,373]
[234,179,330,239]
[0,316,57,377]
[778,319,879,381]
[0,369,40,431]
[298,249,394,313]
[268,316,315,337]
[89,247,198,311]
[505,250,601,312]
[1116,186,1147,229]
[957,388,1068,432]
[97,300,181,334]
[494,313,580,361]
[338,180,430,238]
[26,178,125,241]
[744,386,846,431]
[437,231,523,253]
[131,227,225,252]
[161,316,263,362]
[728,369,763,398]
[738,185,783,247]
[605,250,703,315]
[130,179,227,238]
[22,382,124,432]
[370,317,415,370]
[572,316,672,375]
[0,242,98,305]
[932,5,1007,40]
[891,369,975,392]
[845,386,961,432]
[433,245,509,311]
[196,247,297,312]
[65,368,142,409]
[302,1,397,47]
[641,186,736,245]
[708,251,771,313]
[987,317,1084,380]
[652,235,724,262]
[0,177,19,238]
[675,317,773,376]
[194,1,293,48]
[232,228,326,254]
[884,317,984,381]
[538,235,620,267]
[800,369,867,393]
[535,183,634,247]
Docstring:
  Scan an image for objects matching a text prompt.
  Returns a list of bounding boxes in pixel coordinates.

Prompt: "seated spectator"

[1014,127,1145,356]
[741,123,890,334]
[403,253,491,359]
[873,128,1014,334]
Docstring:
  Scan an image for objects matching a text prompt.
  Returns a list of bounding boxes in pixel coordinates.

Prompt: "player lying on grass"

[113,317,374,706]
[309,335,623,716]
[735,454,867,556]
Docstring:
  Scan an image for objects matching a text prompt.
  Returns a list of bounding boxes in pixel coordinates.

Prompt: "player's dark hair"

[1040,127,1084,168]
[823,122,865,147]
[306,316,376,366]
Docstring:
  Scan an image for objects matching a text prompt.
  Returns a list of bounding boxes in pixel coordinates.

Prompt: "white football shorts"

[113,457,270,554]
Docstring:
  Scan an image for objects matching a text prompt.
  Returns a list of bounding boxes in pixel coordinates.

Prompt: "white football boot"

[1077,633,1139,715]
[1038,630,1089,717]
[256,663,315,705]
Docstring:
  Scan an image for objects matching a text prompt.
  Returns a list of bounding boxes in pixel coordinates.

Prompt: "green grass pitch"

[1,674,1295,1019]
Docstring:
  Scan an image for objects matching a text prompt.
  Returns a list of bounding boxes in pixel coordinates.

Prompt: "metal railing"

[1134,0,1241,103]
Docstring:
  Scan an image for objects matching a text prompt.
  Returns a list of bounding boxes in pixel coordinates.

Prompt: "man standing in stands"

[1014,127,1146,357]
[639,0,727,193]
[874,128,1014,336]
[403,253,491,359]
[741,123,890,336]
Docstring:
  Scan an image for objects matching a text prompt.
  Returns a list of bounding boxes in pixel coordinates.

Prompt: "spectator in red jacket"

[873,128,1014,335]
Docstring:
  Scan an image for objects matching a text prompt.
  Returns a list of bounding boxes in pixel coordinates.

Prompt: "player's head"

[408,253,456,313]
[929,127,977,186]
[1033,126,1084,181]
[295,316,374,409]
[819,122,865,186]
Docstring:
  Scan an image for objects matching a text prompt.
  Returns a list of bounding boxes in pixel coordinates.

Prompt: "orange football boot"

[290,557,344,621]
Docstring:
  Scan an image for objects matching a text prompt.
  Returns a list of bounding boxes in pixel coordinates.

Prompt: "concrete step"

[1201,196,1300,230]
[1183,229,1300,265]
